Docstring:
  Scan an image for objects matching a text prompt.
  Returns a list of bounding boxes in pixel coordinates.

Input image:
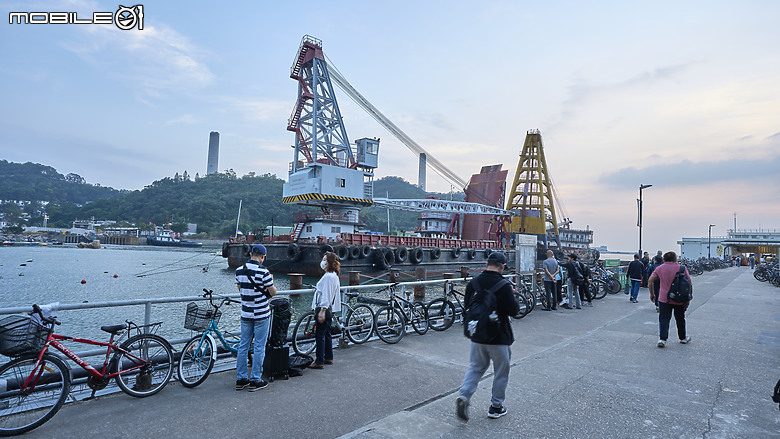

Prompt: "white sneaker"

[680,336,691,344]
[657,339,666,348]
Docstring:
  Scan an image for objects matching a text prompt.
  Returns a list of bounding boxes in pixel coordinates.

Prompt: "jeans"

[314,307,333,365]
[459,343,511,407]
[236,317,270,382]
[543,280,556,309]
[658,302,686,341]
[567,280,581,308]
[630,279,641,301]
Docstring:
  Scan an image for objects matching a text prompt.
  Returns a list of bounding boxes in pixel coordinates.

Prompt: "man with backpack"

[456,252,519,422]
[560,254,584,309]
[648,251,692,348]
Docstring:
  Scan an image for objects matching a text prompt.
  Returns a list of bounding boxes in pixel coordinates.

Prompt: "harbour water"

[0,245,320,345]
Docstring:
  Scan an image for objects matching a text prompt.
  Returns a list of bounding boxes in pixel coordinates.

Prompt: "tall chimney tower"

[418,153,426,192]
[207,131,219,175]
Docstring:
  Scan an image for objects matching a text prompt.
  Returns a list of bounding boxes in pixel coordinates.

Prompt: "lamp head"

[640,184,653,190]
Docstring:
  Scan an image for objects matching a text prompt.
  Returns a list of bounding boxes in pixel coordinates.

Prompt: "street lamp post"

[638,184,653,255]
[708,224,715,258]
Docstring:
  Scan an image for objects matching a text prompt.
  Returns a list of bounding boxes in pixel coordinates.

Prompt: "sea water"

[0,245,319,346]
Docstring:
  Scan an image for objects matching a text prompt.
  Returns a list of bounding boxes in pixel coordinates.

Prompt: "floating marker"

[19,263,26,266]
[81,279,87,284]
[113,274,118,278]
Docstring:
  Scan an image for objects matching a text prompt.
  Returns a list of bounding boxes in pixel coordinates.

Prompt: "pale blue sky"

[1,0,778,252]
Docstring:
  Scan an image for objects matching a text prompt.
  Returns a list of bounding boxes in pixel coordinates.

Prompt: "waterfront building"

[678,229,780,259]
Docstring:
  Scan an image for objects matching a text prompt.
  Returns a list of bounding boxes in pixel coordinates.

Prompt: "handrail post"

[144,302,152,334]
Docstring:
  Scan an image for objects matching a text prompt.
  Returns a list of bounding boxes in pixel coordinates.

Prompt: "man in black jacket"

[627,253,644,303]
[456,252,520,422]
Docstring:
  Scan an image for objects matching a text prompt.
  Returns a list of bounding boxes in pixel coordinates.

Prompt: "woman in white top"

[310,251,342,368]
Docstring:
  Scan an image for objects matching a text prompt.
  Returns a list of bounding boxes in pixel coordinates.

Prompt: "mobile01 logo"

[9,5,144,30]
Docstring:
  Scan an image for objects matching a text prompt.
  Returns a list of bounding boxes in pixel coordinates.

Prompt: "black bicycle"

[373,284,429,344]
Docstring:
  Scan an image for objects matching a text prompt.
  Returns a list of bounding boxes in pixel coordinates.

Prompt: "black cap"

[487,252,507,266]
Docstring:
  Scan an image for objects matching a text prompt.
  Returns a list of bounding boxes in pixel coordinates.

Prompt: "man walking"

[235,244,277,391]
[542,250,559,311]
[456,252,519,421]
[648,251,692,347]
[627,254,644,303]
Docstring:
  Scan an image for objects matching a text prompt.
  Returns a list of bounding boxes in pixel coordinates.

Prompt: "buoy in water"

[113,274,118,278]
[81,279,87,284]
[19,263,26,266]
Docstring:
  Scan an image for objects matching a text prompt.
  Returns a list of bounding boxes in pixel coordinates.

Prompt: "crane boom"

[373,197,517,216]
[328,64,468,189]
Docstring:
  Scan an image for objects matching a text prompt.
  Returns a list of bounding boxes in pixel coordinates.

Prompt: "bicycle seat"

[101,324,126,334]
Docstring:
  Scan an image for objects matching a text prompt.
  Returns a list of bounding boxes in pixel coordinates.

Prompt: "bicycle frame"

[25,331,150,389]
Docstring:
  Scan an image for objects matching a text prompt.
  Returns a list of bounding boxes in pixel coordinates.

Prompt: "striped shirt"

[236,260,274,320]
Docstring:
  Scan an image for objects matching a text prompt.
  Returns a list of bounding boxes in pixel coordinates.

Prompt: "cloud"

[164,114,199,126]
[61,15,213,98]
[599,155,780,187]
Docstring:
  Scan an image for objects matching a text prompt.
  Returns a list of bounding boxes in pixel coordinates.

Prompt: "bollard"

[443,272,454,295]
[389,270,399,283]
[414,267,427,298]
[348,271,360,286]
[461,266,470,278]
[288,273,303,297]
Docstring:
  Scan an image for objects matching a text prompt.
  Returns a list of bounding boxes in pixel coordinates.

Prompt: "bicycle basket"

[0,315,51,357]
[184,302,221,331]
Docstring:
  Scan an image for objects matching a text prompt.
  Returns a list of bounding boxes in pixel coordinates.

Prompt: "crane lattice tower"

[505,129,560,240]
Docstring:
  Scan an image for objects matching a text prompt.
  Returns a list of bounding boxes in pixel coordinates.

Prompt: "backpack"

[578,262,591,280]
[569,263,584,286]
[463,278,509,344]
[667,265,693,302]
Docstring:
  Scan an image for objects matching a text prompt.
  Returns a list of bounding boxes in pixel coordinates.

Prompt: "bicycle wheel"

[0,354,70,436]
[410,302,429,335]
[374,306,405,344]
[513,291,530,319]
[607,278,622,294]
[113,334,174,398]
[177,335,216,388]
[591,282,607,300]
[538,289,550,309]
[426,298,456,331]
[344,305,374,344]
[292,311,316,355]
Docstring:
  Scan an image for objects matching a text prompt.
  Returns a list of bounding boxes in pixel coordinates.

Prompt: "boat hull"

[146,237,203,248]
[223,242,515,277]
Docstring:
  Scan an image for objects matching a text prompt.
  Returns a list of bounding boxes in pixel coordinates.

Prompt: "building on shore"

[678,229,780,259]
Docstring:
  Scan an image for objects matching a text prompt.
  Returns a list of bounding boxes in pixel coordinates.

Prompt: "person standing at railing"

[541,250,559,311]
[310,251,342,369]
[235,244,277,391]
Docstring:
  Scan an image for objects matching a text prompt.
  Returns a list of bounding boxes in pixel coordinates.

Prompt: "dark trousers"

[578,282,591,303]
[555,280,563,303]
[314,307,333,365]
[543,280,557,309]
[658,302,686,341]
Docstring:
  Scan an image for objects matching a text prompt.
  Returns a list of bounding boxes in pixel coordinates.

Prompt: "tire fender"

[336,245,349,260]
[430,247,441,260]
[410,247,424,264]
[395,246,408,263]
[287,243,303,262]
[320,244,334,256]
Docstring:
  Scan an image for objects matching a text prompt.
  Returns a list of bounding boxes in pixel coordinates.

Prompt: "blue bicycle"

[176,289,244,388]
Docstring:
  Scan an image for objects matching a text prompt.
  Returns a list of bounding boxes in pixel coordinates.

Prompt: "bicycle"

[373,283,429,344]
[291,289,375,356]
[177,289,244,388]
[590,263,622,294]
[0,304,174,436]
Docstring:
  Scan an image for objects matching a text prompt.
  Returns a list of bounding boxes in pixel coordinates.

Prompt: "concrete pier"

[26,267,779,438]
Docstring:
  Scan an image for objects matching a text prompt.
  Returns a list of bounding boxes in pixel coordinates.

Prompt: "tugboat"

[146,228,202,248]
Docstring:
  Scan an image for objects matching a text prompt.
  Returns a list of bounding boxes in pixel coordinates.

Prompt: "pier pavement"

[27,267,779,438]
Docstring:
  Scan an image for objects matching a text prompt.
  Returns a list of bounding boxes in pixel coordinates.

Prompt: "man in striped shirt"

[235,244,277,391]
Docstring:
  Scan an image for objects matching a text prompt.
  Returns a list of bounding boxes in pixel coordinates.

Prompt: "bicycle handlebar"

[31,304,61,326]
[202,288,239,308]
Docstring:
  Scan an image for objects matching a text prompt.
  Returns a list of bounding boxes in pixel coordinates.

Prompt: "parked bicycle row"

[753,260,780,287]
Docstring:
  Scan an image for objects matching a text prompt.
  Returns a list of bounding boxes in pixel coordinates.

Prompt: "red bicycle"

[0,304,174,436]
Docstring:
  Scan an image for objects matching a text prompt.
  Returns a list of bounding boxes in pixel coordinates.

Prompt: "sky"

[1,0,779,253]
